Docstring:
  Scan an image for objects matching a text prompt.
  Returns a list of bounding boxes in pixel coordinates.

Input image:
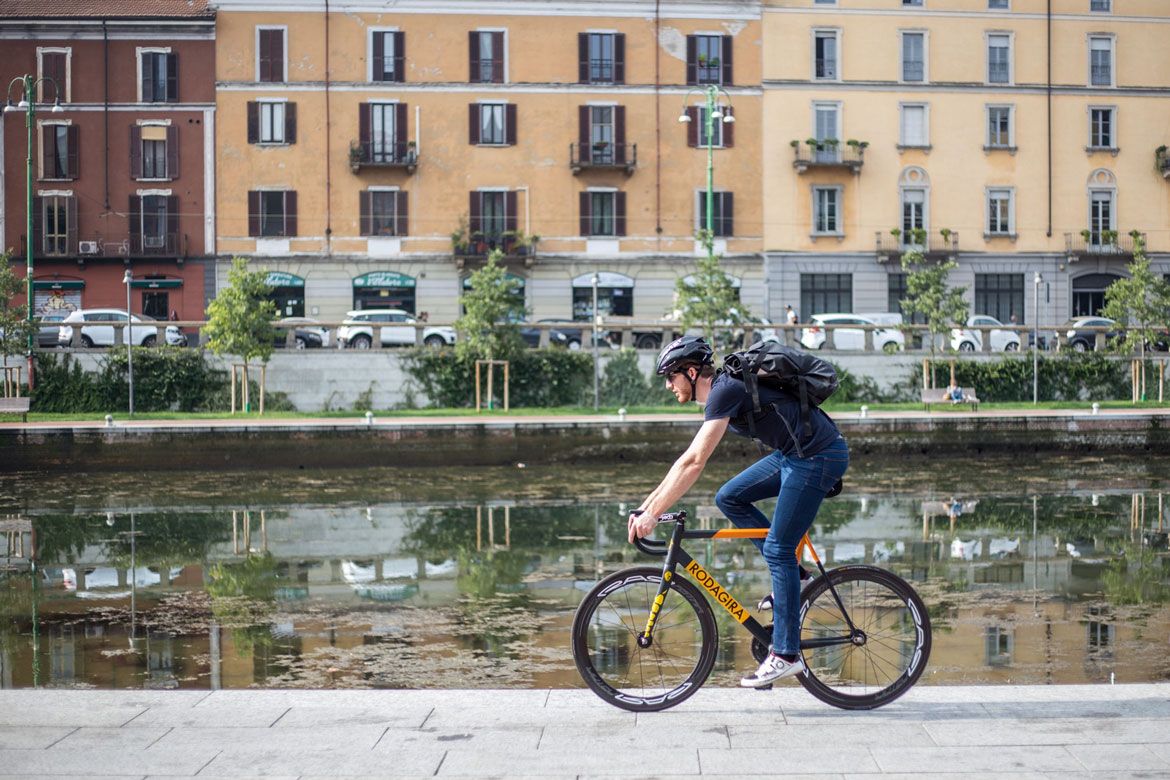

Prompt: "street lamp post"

[1033,272,1041,405]
[5,75,62,391]
[591,273,600,410]
[123,270,134,416]
[678,85,735,262]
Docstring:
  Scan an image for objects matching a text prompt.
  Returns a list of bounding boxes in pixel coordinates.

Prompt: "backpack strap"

[797,377,812,443]
[771,402,805,458]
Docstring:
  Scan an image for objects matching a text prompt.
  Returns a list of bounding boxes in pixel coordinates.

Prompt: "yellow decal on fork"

[685,560,748,623]
[642,591,667,638]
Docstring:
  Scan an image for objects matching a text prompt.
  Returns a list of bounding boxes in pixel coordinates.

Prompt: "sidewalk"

[0,684,1166,778]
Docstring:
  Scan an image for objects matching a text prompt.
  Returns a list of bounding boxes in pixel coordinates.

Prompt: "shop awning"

[266,271,305,288]
[354,271,415,288]
[32,280,85,290]
[130,279,183,289]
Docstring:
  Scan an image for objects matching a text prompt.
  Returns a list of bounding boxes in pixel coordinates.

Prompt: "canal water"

[0,454,1167,690]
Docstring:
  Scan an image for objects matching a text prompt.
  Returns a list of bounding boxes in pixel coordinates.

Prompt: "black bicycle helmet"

[655,335,714,376]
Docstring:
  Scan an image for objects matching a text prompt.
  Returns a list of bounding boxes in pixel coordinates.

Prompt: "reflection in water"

[0,459,1167,690]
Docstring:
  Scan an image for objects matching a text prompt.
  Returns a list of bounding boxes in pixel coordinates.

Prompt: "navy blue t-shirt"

[703,371,841,457]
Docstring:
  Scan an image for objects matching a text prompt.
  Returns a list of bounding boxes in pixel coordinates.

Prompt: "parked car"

[535,319,625,349]
[37,311,69,348]
[57,309,186,348]
[1062,317,1120,352]
[337,309,456,349]
[514,318,571,349]
[273,317,330,349]
[800,313,905,353]
[950,315,1021,352]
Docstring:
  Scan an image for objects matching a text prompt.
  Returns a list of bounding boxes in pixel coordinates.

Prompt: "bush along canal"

[0,454,1168,689]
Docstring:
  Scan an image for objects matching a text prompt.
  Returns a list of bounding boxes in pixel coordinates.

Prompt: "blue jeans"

[714,436,849,655]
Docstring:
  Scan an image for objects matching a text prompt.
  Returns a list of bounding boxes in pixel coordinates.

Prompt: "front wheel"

[958,341,975,352]
[882,341,901,354]
[634,334,661,351]
[424,335,446,348]
[1005,342,1020,352]
[798,565,931,710]
[572,566,718,713]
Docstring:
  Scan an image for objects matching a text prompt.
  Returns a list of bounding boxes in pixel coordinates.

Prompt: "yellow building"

[763,0,1170,328]
[212,0,764,340]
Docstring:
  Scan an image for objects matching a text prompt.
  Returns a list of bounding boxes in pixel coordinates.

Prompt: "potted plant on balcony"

[1103,229,1119,247]
[348,142,364,173]
[450,215,471,256]
[805,137,821,152]
[1080,228,1093,244]
[406,140,417,162]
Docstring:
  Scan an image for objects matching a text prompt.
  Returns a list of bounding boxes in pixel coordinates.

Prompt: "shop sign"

[354,271,416,288]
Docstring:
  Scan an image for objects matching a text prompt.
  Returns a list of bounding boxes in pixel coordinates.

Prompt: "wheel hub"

[637,635,653,649]
[851,630,867,646]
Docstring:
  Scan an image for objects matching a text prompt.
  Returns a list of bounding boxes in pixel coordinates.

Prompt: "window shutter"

[246,102,259,144]
[166,196,179,249]
[723,192,734,236]
[469,31,481,82]
[723,106,734,148]
[40,126,53,179]
[31,196,42,254]
[469,191,482,236]
[686,107,699,147]
[166,53,178,102]
[614,106,626,164]
[166,125,178,179]
[66,125,79,179]
[614,34,626,84]
[359,103,371,160]
[468,103,480,144]
[396,102,407,147]
[372,31,384,81]
[615,192,627,237]
[578,106,590,163]
[247,191,260,237]
[505,104,517,145]
[721,36,733,86]
[285,102,297,144]
[359,191,371,236]
[686,35,697,85]
[129,195,142,252]
[141,55,153,103]
[579,192,590,236]
[490,32,504,83]
[393,32,405,82]
[505,190,518,234]
[396,191,409,236]
[284,191,297,236]
[66,195,78,254]
[578,33,589,83]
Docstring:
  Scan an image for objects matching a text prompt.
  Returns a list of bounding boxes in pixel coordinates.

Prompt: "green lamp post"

[678,85,735,261]
[5,74,63,390]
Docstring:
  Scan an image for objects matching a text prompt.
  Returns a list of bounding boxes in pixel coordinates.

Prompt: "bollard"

[105,414,114,428]
[618,407,627,422]
[365,411,374,427]
[859,405,868,419]
[1091,402,1100,416]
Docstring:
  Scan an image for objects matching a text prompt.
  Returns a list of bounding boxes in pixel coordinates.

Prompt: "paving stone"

[198,746,445,777]
[1086,718,1170,744]
[0,775,146,780]
[924,718,1091,746]
[844,774,1050,780]
[539,721,729,749]
[780,702,989,724]
[437,746,700,775]
[423,705,631,729]
[0,725,77,749]
[376,725,542,751]
[730,722,934,748]
[271,704,433,729]
[0,705,147,728]
[1065,744,1170,772]
[0,746,217,776]
[982,701,1170,720]
[151,725,388,752]
[870,745,1085,773]
[697,746,879,775]
[121,704,291,729]
[51,727,170,751]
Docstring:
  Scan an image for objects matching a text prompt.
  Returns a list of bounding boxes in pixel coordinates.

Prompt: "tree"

[0,253,34,370]
[900,249,968,360]
[203,258,276,412]
[674,239,749,348]
[1101,233,1170,399]
[454,250,526,362]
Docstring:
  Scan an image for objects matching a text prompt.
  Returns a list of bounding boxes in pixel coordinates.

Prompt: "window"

[699,106,725,148]
[469,103,516,146]
[141,288,170,320]
[904,0,923,5]
[1089,107,1115,148]
[695,191,734,237]
[986,188,1014,236]
[579,191,626,237]
[40,124,77,180]
[141,195,168,250]
[683,105,734,148]
[36,195,75,256]
[901,32,925,83]
[888,274,925,324]
[470,31,504,83]
[988,0,1009,7]
[572,272,633,320]
[579,32,624,84]
[143,133,167,179]
[257,28,285,83]
[247,102,296,145]
[1072,274,1121,317]
[131,124,178,179]
[687,34,731,86]
[38,49,68,102]
[801,273,852,317]
[360,190,408,236]
[129,194,178,254]
[1089,36,1113,87]
[902,188,926,240]
[987,34,1011,84]
[1090,0,1110,11]
[813,103,839,162]
[371,30,404,82]
[987,105,1013,148]
[248,191,297,237]
[1089,189,1114,245]
[975,274,1024,324]
[140,51,177,103]
[469,190,517,248]
[590,106,615,163]
[812,187,841,235]
[369,103,401,161]
[814,30,839,80]
[900,103,928,148]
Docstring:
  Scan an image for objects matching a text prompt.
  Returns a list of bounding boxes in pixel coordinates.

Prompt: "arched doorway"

[1071,273,1122,318]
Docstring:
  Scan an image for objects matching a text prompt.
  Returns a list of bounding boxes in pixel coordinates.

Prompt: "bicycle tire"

[797,565,931,710]
[572,566,718,713]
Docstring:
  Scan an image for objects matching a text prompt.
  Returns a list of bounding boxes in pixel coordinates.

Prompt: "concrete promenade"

[0,684,1167,778]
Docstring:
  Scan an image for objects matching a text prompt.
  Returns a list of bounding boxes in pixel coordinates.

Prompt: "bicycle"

[571,510,931,712]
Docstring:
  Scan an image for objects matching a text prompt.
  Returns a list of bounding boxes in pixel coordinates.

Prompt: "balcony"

[1064,231,1145,262]
[452,231,539,269]
[1157,147,1170,178]
[21,233,186,262]
[349,141,418,173]
[570,142,636,175]
[792,140,866,174]
[875,230,959,264]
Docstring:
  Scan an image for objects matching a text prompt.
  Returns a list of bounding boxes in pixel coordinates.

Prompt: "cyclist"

[627,335,849,688]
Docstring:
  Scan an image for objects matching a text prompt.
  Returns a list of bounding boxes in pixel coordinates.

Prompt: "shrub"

[899,353,1130,402]
[403,348,593,408]
[601,349,673,407]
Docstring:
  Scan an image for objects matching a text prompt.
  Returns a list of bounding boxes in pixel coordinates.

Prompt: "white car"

[57,309,186,348]
[800,313,905,353]
[337,309,456,349]
[950,315,1020,352]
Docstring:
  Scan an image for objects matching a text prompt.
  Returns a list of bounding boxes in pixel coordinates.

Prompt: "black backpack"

[721,341,839,457]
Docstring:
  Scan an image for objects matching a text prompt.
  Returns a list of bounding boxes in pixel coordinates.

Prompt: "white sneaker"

[739,653,805,688]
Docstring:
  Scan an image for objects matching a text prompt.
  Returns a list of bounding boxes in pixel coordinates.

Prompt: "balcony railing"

[570,142,637,175]
[586,59,615,83]
[1157,148,1170,178]
[792,141,866,173]
[875,231,959,263]
[21,234,185,260]
[903,62,925,81]
[132,232,181,256]
[349,141,418,173]
[453,232,539,267]
[1064,231,1145,261]
[1090,65,1112,86]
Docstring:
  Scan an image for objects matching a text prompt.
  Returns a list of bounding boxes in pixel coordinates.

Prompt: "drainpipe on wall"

[654,0,662,247]
[1046,0,1052,238]
[103,21,110,211]
[323,0,333,254]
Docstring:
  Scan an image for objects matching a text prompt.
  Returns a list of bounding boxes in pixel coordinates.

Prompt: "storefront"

[131,276,184,319]
[462,272,525,315]
[353,271,415,313]
[266,271,305,318]
[572,272,633,320]
[32,279,84,318]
